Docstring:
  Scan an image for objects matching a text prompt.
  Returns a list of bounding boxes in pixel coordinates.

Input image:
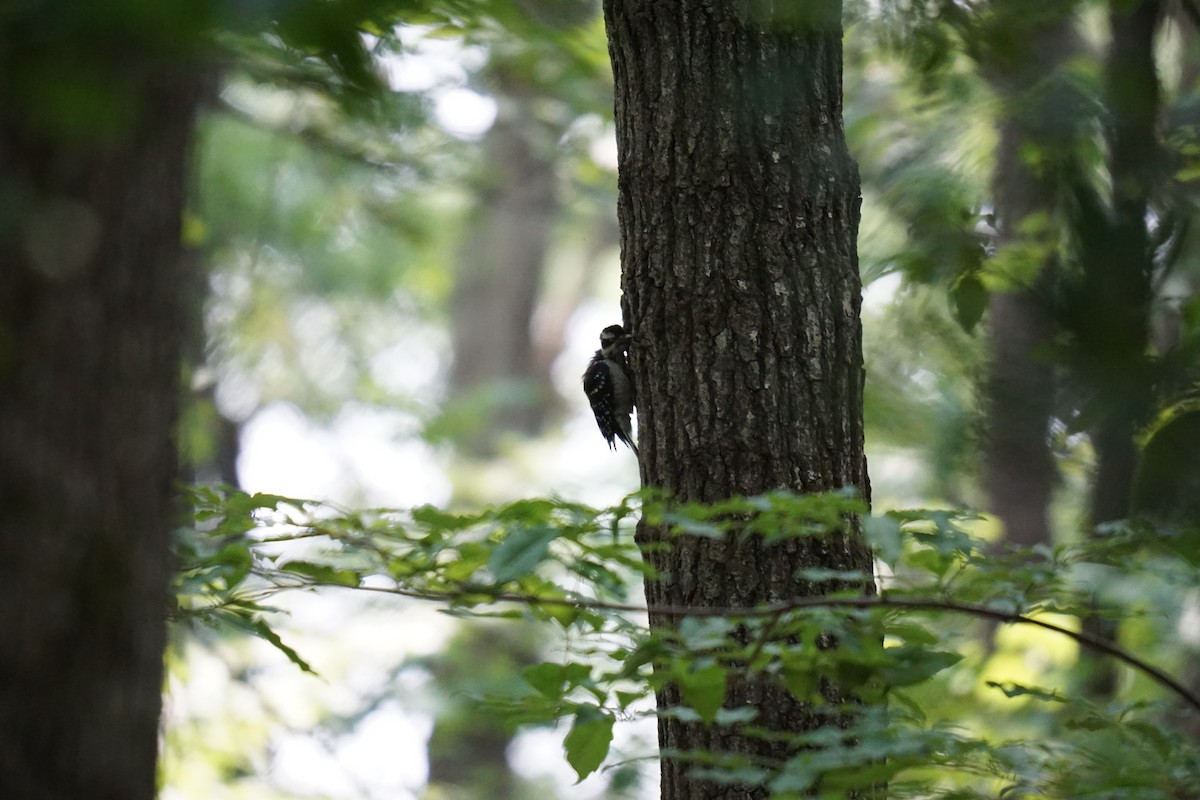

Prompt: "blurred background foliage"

[77,0,1200,795]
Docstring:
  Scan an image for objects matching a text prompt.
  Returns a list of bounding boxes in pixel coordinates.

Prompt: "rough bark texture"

[0,35,202,800]
[603,1,874,796]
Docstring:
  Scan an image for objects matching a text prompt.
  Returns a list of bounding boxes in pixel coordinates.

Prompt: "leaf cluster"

[174,486,1200,794]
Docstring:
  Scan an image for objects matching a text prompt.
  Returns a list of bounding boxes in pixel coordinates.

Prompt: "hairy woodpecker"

[582,324,637,455]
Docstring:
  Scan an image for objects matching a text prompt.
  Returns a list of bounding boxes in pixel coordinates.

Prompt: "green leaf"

[246,491,297,510]
[769,763,817,794]
[279,560,360,587]
[662,512,726,538]
[251,619,317,675]
[1125,720,1174,757]
[884,621,940,646]
[489,525,560,584]
[537,602,581,629]
[213,540,253,587]
[950,272,987,332]
[677,663,727,723]
[714,706,758,724]
[781,665,819,702]
[411,504,469,531]
[523,661,591,699]
[985,681,1066,703]
[678,616,737,649]
[563,705,614,781]
[863,514,904,569]
[523,663,566,698]
[881,646,962,687]
[888,689,927,722]
[615,690,645,710]
[691,765,771,786]
[906,547,954,578]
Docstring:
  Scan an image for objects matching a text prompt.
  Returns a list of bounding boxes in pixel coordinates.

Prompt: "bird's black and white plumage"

[582,324,637,455]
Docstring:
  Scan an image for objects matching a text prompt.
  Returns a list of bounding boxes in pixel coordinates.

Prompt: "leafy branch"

[173,485,1200,792]
[283,580,1197,716]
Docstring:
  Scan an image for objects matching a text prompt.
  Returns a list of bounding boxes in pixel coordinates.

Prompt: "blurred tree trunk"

[0,30,203,800]
[1090,0,1159,488]
[604,1,875,797]
[1075,0,1161,700]
[183,381,244,488]
[985,291,1056,547]
[979,2,1081,551]
[448,81,564,456]
[423,623,542,799]
[447,3,612,459]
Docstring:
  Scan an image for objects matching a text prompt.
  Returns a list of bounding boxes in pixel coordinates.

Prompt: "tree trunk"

[448,2,603,458]
[984,290,1056,547]
[603,2,875,797]
[1077,0,1160,700]
[448,83,563,455]
[0,35,203,800]
[979,2,1081,552]
[1086,0,1157,514]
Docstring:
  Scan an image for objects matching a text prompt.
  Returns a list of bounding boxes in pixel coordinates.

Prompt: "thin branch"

[745,607,785,668]
[336,582,1200,716]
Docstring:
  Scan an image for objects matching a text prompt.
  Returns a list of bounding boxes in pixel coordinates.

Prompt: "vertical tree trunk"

[979,1,1081,551]
[984,290,1056,547]
[1085,0,1158,524]
[0,36,203,800]
[448,83,563,455]
[1075,0,1161,700]
[447,0,598,457]
[603,2,874,796]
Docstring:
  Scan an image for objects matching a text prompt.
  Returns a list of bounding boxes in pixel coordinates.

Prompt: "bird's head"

[599,324,633,355]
